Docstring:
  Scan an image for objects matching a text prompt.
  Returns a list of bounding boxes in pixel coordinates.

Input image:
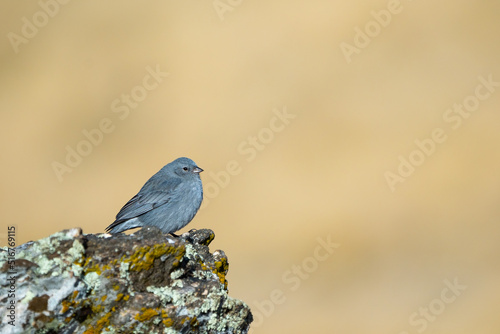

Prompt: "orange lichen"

[122,244,184,271]
[135,307,159,322]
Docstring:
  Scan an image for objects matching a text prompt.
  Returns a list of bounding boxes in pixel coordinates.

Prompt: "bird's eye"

[183,167,188,171]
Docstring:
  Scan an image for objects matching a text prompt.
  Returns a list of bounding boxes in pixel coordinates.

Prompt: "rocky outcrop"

[0,227,252,333]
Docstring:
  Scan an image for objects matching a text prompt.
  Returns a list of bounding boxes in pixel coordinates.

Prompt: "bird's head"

[171,157,203,177]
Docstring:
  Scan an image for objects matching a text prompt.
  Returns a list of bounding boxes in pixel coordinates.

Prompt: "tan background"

[1,1,499,333]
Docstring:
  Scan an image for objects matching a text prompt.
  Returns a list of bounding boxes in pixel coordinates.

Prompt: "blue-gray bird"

[106,157,203,234]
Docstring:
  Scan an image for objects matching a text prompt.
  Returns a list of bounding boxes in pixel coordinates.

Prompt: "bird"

[106,157,203,234]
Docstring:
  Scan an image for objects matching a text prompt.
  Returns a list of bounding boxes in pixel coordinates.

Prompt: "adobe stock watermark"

[385,74,498,192]
[51,65,169,182]
[200,106,296,209]
[398,277,467,334]
[7,0,72,54]
[4,226,18,327]
[340,0,414,64]
[248,235,341,333]
[213,0,243,21]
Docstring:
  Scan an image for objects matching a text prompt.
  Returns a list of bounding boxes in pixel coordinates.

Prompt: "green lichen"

[71,262,84,276]
[146,286,175,304]
[170,268,184,280]
[217,297,252,331]
[183,243,197,260]
[83,272,101,291]
[199,286,223,313]
[147,281,245,333]
[67,239,85,261]
[14,229,85,279]
[119,261,130,279]
[171,278,184,288]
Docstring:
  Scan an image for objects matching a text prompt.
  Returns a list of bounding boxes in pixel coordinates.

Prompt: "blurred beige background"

[1,1,499,333]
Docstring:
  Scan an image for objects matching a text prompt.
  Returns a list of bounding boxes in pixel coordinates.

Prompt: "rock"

[0,227,252,333]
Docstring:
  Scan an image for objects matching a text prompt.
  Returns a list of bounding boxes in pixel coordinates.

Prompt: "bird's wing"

[114,191,168,221]
[112,177,181,222]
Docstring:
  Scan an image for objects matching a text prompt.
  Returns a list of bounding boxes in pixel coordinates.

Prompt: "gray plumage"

[106,157,203,234]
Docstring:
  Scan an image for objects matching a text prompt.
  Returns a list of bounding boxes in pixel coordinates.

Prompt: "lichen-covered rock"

[0,227,252,333]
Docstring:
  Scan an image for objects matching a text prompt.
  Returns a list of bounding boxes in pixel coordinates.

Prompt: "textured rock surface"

[0,227,252,333]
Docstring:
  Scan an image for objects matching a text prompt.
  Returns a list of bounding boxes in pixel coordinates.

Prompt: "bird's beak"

[193,167,203,174]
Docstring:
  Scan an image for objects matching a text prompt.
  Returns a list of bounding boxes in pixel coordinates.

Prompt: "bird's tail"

[105,218,142,234]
